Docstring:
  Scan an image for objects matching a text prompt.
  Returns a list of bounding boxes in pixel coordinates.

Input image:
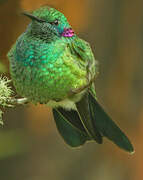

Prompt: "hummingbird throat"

[61,28,74,37]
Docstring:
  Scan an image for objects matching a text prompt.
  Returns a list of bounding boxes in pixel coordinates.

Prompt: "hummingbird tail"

[52,108,90,147]
[52,91,134,153]
[88,91,134,153]
[76,93,103,144]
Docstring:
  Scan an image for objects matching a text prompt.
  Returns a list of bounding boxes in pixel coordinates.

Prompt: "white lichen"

[0,76,13,107]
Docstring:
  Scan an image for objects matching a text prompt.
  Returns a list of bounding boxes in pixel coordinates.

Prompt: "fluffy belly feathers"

[10,52,87,104]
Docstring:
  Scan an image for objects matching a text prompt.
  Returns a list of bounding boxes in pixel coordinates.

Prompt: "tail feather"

[52,108,90,147]
[89,91,134,153]
[76,93,103,144]
[52,90,134,153]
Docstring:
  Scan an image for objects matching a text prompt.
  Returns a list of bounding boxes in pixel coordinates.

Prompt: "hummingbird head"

[23,6,75,40]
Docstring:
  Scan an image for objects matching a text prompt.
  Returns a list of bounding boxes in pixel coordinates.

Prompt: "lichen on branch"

[0,76,29,125]
[0,76,13,107]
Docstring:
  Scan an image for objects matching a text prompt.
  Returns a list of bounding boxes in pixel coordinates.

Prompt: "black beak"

[22,12,45,23]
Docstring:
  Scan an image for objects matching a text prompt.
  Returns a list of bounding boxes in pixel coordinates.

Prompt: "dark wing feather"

[52,108,90,147]
[88,90,134,153]
[76,93,103,144]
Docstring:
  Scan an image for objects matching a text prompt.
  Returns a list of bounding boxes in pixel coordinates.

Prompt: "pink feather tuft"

[61,28,75,37]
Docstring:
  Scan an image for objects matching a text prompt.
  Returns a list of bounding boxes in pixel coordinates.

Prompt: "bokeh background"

[0,0,143,179]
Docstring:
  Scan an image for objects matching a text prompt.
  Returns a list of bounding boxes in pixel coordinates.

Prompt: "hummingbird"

[7,6,134,153]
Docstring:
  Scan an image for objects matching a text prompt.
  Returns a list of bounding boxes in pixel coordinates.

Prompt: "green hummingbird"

[7,6,134,153]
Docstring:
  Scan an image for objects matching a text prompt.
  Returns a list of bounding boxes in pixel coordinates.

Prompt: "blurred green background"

[0,0,142,179]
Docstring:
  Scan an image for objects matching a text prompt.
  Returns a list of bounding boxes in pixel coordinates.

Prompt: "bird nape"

[7,5,134,154]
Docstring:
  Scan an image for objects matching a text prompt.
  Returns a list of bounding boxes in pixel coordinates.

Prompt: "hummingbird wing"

[53,91,134,153]
[68,37,102,143]
[88,89,134,153]
[68,37,134,153]
[70,38,94,61]
[68,37,97,74]
[75,90,134,153]
[52,108,91,147]
[76,93,103,144]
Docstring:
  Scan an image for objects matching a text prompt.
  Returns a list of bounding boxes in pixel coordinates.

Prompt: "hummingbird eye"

[50,19,59,26]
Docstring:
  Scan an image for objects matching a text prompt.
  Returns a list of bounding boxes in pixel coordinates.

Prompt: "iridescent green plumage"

[7,6,134,153]
[8,36,89,103]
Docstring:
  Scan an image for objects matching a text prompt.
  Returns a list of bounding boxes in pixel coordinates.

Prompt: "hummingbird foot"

[8,97,29,106]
